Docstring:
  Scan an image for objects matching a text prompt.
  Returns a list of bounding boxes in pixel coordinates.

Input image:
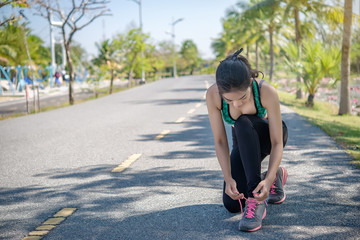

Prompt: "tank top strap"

[252,79,267,118]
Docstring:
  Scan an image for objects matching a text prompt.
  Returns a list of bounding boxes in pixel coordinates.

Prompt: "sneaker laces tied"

[244,198,258,218]
[270,175,278,195]
[238,196,267,219]
[270,182,278,194]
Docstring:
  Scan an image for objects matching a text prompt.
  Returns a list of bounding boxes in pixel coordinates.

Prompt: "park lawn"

[278,91,360,167]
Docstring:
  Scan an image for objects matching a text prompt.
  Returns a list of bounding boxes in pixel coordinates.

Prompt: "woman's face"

[222,86,251,109]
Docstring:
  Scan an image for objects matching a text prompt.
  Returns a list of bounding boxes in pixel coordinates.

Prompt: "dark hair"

[216,49,263,94]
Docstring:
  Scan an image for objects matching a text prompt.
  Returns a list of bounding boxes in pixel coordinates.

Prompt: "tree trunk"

[296,75,302,99]
[306,93,315,107]
[269,26,274,82]
[128,69,133,88]
[294,7,303,99]
[339,0,352,115]
[65,44,74,105]
[255,41,259,70]
[110,68,114,94]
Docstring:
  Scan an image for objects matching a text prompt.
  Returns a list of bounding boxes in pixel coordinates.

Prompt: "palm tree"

[301,40,341,106]
[0,22,50,66]
[282,0,343,99]
[211,16,242,59]
[351,29,360,75]
[225,1,268,69]
[282,41,302,88]
[93,39,118,94]
[239,0,283,81]
[338,0,352,115]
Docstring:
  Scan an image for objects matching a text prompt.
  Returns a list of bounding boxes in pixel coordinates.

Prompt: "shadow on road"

[1,101,359,239]
[137,114,215,160]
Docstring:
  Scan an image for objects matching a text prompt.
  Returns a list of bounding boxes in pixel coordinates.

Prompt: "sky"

[1,0,240,60]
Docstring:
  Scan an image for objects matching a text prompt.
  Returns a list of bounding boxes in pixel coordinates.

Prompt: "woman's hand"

[253,179,271,202]
[225,178,244,200]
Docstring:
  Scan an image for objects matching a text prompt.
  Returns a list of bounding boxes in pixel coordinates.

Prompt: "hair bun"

[231,48,244,60]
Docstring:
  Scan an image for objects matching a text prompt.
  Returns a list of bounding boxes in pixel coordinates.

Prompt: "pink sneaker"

[238,198,267,232]
[267,167,288,204]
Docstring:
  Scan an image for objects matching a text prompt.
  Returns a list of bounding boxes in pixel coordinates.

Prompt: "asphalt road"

[0,75,359,240]
[0,83,127,117]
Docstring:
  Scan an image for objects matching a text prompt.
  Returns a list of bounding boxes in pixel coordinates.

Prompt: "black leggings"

[223,115,288,213]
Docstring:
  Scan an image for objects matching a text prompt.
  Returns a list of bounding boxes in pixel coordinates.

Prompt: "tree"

[0,23,22,65]
[32,0,110,105]
[0,22,49,66]
[338,0,352,115]
[224,1,265,67]
[143,42,164,80]
[282,0,343,99]
[113,28,147,87]
[282,41,302,89]
[0,0,29,26]
[351,29,360,75]
[155,40,173,77]
[93,39,118,94]
[211,15,240,59]
[179,40,200,75]
[27,34,50,66]
[301,40,341,107]
[237,0,283,81]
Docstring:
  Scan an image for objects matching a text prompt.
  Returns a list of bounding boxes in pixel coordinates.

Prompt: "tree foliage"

[32,0,111,104]
[0,22,49,66]
[179,39,201,75]
[211,0,355,112]
[0,0,29,26]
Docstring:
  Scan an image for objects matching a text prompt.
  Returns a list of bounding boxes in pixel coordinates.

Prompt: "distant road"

[0,82,128,117]
[0,90,97,116]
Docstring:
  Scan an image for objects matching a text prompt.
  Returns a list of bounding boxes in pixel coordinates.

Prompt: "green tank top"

[221,79,267,125]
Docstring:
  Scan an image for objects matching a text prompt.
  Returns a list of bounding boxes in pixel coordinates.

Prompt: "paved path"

[0,81,128,117]
[0,75,359,240]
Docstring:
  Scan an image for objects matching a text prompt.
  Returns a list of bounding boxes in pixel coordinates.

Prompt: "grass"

[278,91,360,167]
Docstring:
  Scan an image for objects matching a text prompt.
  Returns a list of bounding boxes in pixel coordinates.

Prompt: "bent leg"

[222,145,246,213]
[233,115,262,198]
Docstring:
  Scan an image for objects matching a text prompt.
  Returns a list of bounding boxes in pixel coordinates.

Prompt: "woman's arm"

[253,82,284,201]
[206,84,243,200]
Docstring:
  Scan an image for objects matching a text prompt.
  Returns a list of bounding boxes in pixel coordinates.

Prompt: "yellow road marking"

[53,208,77,217]
[187,109,195,114]
[22,236,42,240]
[195,103,202,108]
[154,130,170,140]
[36,225,56,231]
[29,231,49,236]
[203,93,206,99]
[43,217,65,225]
[175,117,186,123]
[22,208,77,240]
[111,153,142,173]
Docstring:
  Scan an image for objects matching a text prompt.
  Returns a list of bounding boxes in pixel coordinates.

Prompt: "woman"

[206,49,288,232]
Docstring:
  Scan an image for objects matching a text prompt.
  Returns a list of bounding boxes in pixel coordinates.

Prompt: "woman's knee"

[233,116,255,137]
[234,115,253,128]
[223,194,246,213]
[223,196,241,213]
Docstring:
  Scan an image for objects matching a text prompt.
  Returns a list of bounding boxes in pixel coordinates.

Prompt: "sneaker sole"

[273,167,288,204]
